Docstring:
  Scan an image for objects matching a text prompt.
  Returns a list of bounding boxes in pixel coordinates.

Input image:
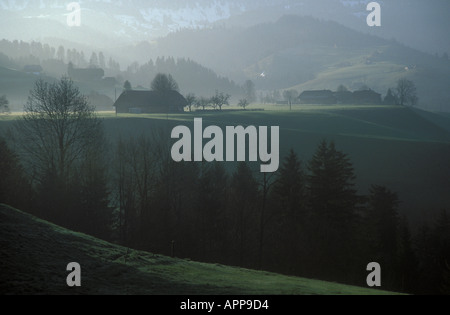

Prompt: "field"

[2,104,450,225]
[92,104,450,226]
[0,204,399,295]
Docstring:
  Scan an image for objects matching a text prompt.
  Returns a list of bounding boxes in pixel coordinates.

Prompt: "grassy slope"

[0,204,397,295]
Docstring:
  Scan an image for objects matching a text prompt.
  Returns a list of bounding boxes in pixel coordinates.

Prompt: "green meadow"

[2,103,449,224]
[0,204,400,295]
[92,104,450,225]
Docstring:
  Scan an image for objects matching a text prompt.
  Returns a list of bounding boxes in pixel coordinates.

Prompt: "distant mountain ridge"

[1,0,449,55]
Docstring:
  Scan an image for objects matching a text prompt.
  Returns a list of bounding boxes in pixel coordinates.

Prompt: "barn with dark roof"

[299,90,337,104]
[113,90,187,114]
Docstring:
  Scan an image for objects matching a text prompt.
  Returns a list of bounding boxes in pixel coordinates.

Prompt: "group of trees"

[338,79,418,106]
[123,56,241,97]
[259,89,300,107]
[7,78,111,238]
[123,73,256,112]
[0,39,121,74]
[1,77,449,294]
[108,135,450,294]
[179,90,231,112]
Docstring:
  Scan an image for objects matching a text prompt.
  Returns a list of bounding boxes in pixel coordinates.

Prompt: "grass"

[0,204,400,295]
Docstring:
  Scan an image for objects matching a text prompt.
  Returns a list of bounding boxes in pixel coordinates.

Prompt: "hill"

[151,15,450,112]
[0,204,396,295]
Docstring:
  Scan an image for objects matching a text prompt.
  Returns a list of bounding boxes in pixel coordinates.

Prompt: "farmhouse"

[114,90,187,114]
[299,90,336,104]
[352,89,382,105]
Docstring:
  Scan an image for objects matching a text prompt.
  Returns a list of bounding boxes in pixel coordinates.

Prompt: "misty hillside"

[0,204,396,295]
[0,49,243,111]
[151,15,450,111]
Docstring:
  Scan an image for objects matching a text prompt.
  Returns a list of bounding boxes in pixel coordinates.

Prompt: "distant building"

[114,90,187,114]
[352,90,382,105]
[299,90,336,104]
[23,65,43,75]
[333,91,354,104]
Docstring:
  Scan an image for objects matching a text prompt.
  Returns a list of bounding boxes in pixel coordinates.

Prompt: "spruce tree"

[307,140,360,280]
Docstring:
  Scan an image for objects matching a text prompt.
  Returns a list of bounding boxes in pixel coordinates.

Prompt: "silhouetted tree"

[185,93,196,112]
[229,162,259,267]
[257,171,276,270]
[0,136,31,210]
[395,78,418,106]
[307,140,360,280]
[283,89,298,110]
[123,80,132,91]
[365,185,400,288]
[397,216,418,293]
[197,163,229,261]
[243,80,256,104]
[151,73,179,93]
[15,78,101,182]
[74,133,112,239]
[210,90,230,111]
[367,185,399,262]
[272,149,307,273]
[195,96,210,111]
[14,77,106,230]
[274,149,306,222]
[238,99,249,110]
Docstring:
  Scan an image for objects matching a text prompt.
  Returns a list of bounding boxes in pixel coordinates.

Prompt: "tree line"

[0,78,448,294]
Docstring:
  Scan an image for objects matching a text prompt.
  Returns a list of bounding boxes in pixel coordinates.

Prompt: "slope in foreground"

[0,204,397,295]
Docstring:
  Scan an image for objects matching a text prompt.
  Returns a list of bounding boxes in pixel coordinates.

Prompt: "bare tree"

[210,90,230,111]
[283,89,298,110]
[195,96,210,111]
[395,78,418,106]
[15,77,102,182]
[185,93,196,112]
[238,99,249,110]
